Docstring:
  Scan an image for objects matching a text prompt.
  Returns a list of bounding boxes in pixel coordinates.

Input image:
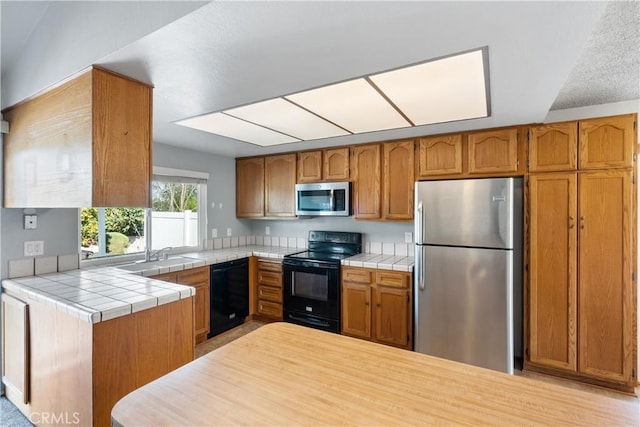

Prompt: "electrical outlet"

[404,232,413,244]
[265,226,270,235]
[211,228,218,238]
[24,240,44,257]
[226,228,232,237]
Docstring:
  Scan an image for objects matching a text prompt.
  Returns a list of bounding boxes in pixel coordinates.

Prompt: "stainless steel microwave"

[295,182,350,216]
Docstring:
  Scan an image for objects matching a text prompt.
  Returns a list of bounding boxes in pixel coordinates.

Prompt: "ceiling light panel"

[370,49,489,126]
[225,98,350,141]
[176,112,299,146]
[286,78,411,134]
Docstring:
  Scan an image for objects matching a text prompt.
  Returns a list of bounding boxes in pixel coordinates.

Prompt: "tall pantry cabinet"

[526,114,637,391]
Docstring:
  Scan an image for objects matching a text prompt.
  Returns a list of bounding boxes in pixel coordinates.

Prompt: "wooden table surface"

[111,322,638,426]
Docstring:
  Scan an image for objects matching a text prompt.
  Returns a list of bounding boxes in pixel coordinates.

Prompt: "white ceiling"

[1,1,639,159]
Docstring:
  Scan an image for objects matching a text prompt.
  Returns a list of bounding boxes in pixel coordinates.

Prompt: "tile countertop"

[341,253,414,272]
[1,246,412,325]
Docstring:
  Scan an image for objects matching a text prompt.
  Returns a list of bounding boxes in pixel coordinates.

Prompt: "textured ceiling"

[551,0,640,110]
[1,1,638,158]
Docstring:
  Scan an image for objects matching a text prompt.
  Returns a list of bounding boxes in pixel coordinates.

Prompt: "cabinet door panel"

[341,283,371,339]
[374,287,410,348]
[236,158,265,218]
[258,300,282,319]
[468,128,518,174]
[578,171,633,383]
[529,123,578,172]
[352,144,381,219]
[383,140,414,220]
[417,134,463,177]
[579,115,635,169]
[193,282,210,344]
[323,147,349,181]
[528,173,577,371]
[1,294,29,404]
[297,151,322,183]
[265,154,297,217]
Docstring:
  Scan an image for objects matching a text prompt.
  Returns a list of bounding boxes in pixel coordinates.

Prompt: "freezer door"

[414,245,514,374]
[415,178,518,249]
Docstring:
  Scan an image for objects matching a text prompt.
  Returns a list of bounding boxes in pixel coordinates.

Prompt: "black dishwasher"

[209,257,249,338]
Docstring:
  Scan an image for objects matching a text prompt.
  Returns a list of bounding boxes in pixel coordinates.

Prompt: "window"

[80,168,208,260]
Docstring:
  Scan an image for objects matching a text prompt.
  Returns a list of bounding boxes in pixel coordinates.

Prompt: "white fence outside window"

[151,210,199,249]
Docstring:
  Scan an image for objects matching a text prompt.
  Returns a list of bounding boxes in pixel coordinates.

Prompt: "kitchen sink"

[116,257,195,272]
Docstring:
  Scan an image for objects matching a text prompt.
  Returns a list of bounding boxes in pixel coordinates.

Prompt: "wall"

[248,217,413,248]
[153,142,252,241]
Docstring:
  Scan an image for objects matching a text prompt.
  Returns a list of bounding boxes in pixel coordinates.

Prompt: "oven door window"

[291,271,328,301]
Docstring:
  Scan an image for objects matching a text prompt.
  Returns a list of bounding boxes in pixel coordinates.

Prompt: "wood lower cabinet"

[382,140,414,220]
[526,169,636,391]
[528,173,577,372]
[579,114,635,170]
[1,290,193,427]
[255,259,283,320]
[577,170,634,384]
[342,266,412,350]
[151,266,210,344]
[236,157,265,218]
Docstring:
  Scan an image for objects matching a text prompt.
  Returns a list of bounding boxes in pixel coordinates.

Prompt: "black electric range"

[282,231,362,333]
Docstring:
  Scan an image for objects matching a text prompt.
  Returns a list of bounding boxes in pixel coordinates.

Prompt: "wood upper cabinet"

[579,115,636,169]
[2,66,152,208]
[468,128,519,174]
[323,147,350,181]
[341,266,412,350]
[298,148,349,183]
[577,170,634,384]
[529,122,578,172]
[417,134,463,177]
[382,140,414,221]
[265,154,297,217]
[236,157,265,218]
[351,144,381,219]
[528,173,577,372]
[297,151,322,183]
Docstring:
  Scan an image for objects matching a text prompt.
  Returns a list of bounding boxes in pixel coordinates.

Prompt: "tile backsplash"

[205,235,413,257]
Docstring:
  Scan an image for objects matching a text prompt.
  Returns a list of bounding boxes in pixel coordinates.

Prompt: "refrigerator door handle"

[416,201,424,245]
[416,245,425,291]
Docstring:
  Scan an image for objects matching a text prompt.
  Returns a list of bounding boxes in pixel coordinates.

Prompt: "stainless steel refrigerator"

[414,177,522,374]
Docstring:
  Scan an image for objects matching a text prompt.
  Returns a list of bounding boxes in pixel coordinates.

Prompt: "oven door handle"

[287,314,330,328]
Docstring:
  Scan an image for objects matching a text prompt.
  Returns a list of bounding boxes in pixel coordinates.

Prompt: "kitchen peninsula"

[111,322,638,426]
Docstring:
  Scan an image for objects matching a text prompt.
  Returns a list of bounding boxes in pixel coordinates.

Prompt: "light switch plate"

[226,228,232,237]
[265,226,271,235]
[404,232,413,244]
[24,215,37,229]
[211,228,218,238]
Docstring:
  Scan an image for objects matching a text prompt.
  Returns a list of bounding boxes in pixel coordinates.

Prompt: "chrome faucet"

[146,246,172,262]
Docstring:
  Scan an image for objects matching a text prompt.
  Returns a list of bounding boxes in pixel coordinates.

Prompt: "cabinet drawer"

[258,285,282,303]
[150,272,178,283]
[376,270,410,288]
[258,300,282,318]
[343,268,373,284]
[257,259,282,273]
[258,270,282,287]
[176,266,208,286]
